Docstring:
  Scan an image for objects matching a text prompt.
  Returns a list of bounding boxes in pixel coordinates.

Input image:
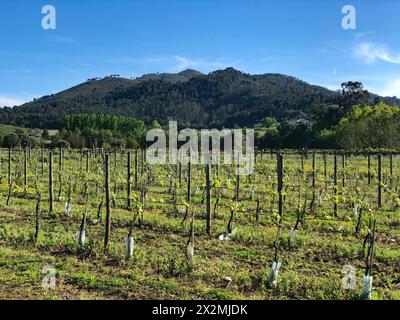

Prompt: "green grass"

[0,149,399,300]
[0,195,398,300]
[0,124,27,139]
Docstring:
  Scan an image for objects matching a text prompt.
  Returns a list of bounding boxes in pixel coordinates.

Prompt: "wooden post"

[114,147,117,171]
[378,154,382,208]
[277,153,283,221]
[49,151,53,213]
[141,149,145,175]
[23,148,27,187]
[114,147,117,195]
[79,148,83,174]
[86,150,89,173]
[368,154,371,185]
[235,163,240,202]
[112,147,118,196]
[342,153,345,188]
[205,164,211,235]
[41,147,45,175]
[104,154,111,250]
[59,147,63,173]
[134,149,138,190]
[8,148,11,185]
[390,154,393,177]
[334,153,337,217]
[127,151,131,207]
[187,158,191,204]
[323,151,327,190]
[185,156,192,219]
[301,151,304,173]
[311,151,315,210]
[179,161,182,188]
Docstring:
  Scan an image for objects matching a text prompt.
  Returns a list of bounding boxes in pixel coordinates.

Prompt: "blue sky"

[0,0,399,106]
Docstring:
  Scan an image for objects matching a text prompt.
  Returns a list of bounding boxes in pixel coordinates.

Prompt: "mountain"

[134,68,204,83]
[0,68,398,129]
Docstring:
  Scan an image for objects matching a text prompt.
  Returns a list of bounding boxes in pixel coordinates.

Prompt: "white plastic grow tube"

[76,230,85,247]
[269,261,281,289]
[64,202,73,216]
[125,237,135,258]
[360,275,373,300]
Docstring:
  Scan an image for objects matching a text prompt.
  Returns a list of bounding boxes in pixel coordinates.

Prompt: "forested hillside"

[4,67,396,129]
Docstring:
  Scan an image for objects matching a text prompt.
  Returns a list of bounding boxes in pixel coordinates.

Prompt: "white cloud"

[174,56,228,71]
[0,96,27,107]
[354,42,400,64]
[317,77,400,97]
[102,55,231,73]
[369,79,400,97]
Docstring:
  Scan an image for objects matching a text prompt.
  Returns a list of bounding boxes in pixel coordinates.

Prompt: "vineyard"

[0,148,399,300]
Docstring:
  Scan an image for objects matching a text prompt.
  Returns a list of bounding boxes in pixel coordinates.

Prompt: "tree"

[150,120,162,129]
[42,128,50,140]
[339,81,370,114]
[60,113,147,148]
[263,116,278,128]
[260,127,280,148]
[53,140,70,149]
[15,128,25,137]
[315,129,336,149]
[310,104,341,130]
[335,103,400,149]
[20,134,36,147]
[3,133,20,148]
[111,138,125,148]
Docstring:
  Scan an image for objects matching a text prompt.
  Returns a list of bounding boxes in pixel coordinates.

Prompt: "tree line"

[256,102,400,150]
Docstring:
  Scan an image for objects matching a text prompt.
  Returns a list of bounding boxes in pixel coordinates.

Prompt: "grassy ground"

[0,150,399,300]
[0,124,27,140]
